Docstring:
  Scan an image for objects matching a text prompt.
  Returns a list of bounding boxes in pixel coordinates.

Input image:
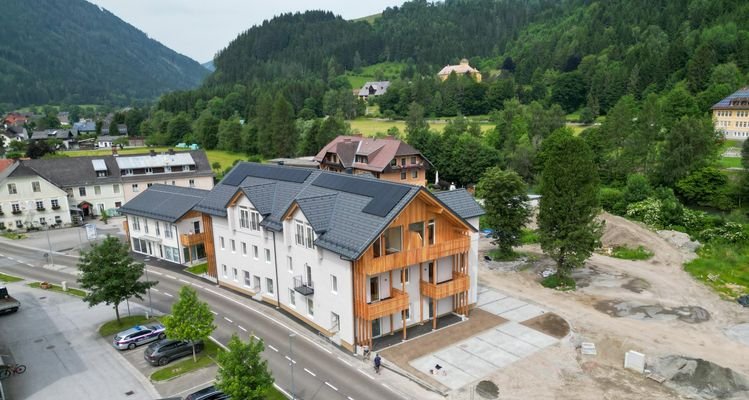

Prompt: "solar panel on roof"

[91,159,107,171]
[222,163,312,186]
[311,173,410,217]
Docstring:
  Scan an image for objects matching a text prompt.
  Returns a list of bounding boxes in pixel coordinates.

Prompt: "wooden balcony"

[365,237,470,275]
[420,272,469,299]
[358,288,409,321]
[180,232,206,247]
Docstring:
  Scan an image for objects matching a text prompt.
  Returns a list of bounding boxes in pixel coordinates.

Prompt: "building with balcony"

[192,162,483,352]
[712,87,749,140]
[0,160,72,231]
[119,184,210,265]
[313,135,432,187]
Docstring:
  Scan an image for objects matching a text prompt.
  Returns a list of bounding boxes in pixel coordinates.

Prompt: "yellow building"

[712,87,749,140]
[437,58,482,82]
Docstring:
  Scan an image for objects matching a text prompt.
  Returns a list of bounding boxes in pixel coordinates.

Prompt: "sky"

[87,0,405,63]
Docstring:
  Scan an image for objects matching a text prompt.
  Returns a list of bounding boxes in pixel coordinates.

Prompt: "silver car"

[112,324,166,350]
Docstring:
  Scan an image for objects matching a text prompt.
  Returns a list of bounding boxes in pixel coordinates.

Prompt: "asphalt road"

[0,242,412,400]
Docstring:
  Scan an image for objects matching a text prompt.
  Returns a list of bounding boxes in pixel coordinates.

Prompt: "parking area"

[407,286,563,390]
[0,281,158,400]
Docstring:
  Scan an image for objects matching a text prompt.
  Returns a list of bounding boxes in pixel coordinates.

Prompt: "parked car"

[112,324,166,350]
[0,286,20,314]
[144,339,204,366]
[184,385,229,400]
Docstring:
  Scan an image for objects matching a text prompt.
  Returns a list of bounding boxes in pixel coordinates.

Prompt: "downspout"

[272,231,281,308]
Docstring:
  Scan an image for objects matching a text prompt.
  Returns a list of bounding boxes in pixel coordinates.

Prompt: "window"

[252,245,259,259]
[266,278,274,294]
[402,268,410,284]
[373,236,382,258]
[39,217,46,225]
[244,271,251,287]
[32,181,41,192]
[242,242,247,255]
[132,217,140,230]
[79,187,86,196]
[143,220,149,233]
[409,221,424,246]
[239,207,249,229]
[222,264,228,278]
[163,223,173,238]
[15,220,23,228]
[400,171,406,180]
[307,298,314,317]
[254,276,261,290]
[405,303,412,320]
[11,203,20,213]
[230,239,236,252]
[54,216,62,224]
[390,159,396,167]
[94,186,101,195]
[411,169,418,179]
[232,267,238,281]
[51,199,59,209]
[401,158,406,166]
[132,184,139,193]
[147,183,153,188]
[113,184,120,194]
[295,221,315,249]
[145,168,153,174]
[7,183,16,194]
[189,179,195,188]
[251,210,261,231]
[97,203,105,213]
[411,156,417,165]
[427,219,436,245]
[331,275,338,294]
[36,200,44,210]
[265,248,271,263]
[289,289,296,306]
[155,222,160,236]
[220,236,225,250]
[0,222,4,230]
[383,226,402,255]
[164,246,180,262]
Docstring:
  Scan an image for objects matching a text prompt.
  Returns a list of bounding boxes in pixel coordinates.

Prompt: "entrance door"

[372,319,381,338]
[370,276,379,302]
[193,221,200,234]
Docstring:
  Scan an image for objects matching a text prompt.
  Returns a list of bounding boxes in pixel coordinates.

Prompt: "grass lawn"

[28,282,87,298]
[344,62,405,89]
[186,262,208,275]
[0,272,23,282]
[151,341,221,382]
[348,118,494,137]
[610,245,653,260]
[719,156,742,169]
[1,232,27,240]
[520,228,540,245]
[62,147,247,171]
[99,315,158,337]
[265,387,288,400]
[685,241,749,298]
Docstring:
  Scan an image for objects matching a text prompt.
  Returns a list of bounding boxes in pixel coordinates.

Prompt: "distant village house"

[358,81,390,101]
[437,58,482,82]
[712,87,749,140]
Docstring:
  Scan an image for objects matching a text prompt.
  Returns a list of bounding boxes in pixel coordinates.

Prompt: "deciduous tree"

[215,335,274,400]
[163,286,216,362]
[476,167,530,257]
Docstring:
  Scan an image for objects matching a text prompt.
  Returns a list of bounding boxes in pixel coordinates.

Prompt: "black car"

[144,339,204,366]
[184,385,229,400]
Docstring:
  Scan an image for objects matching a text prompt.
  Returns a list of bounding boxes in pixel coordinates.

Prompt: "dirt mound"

[521,313,570,339]
[600,213,654,250]
[650,356,749,399]
[593,300,710,323]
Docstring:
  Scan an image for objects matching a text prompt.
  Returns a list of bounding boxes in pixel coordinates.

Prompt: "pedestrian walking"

[374,353,382,374]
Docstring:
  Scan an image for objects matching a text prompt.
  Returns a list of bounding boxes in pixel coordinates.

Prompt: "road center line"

[348,397,355,400]
[149,271,163,276]
[166,274,177,279]
[268,344,278,352]
[357,369,375,380]
[223,317,233,323]
[179,279,191,284]
[193,284,204,289]
[238,325,247,332]
[325,382,338,391]
[304,368,316,377]
[163,292,173,297]
[252,335,260,340]
[151,288,160,292]
[336,357,352,366]
[210,310,218,315]
[284,356,296,364]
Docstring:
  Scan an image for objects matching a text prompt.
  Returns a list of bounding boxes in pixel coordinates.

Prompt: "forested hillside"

[0,0,208,108]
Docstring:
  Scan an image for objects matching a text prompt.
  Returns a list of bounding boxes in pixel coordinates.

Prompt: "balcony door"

[306,264,312,285]
[370,276,379,302]
[193,221,201,234]
[372,319,381,338]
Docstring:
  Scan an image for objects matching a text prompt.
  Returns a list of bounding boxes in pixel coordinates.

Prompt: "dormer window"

[355,155,368,163]
[145,168,153,174]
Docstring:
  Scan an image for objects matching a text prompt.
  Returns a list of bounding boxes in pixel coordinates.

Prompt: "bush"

[611,245,653,260]
[520,228,540,244]
[697,222,749,243]
[599,187,626,214]
[541,274,576,290]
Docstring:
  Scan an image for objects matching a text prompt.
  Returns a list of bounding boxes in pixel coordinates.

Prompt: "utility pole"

[144,257,154,317]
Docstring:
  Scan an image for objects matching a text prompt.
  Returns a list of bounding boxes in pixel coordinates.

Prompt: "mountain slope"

[0,0,208,107]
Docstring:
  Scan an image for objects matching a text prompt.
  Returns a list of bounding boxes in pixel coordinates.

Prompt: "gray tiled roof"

[434,189,485,219]
[195,162,478,260]
[118,184,210,223]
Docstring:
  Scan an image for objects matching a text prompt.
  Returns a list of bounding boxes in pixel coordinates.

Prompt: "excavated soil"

[521,312,570,339]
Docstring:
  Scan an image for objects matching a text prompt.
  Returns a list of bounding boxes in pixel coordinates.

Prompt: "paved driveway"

[0,281,159,400]
[409,286,560,390]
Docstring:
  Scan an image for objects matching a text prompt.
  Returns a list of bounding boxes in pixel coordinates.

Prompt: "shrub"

[541,274,576,290]
[697,222,749,243]
[611,245,653,260]
[599,187,626,214]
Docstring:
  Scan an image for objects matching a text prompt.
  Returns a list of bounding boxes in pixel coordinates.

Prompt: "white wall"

[128,215,182,263]
[68,183,124,216]
[0,174,71,230]
[122,176,213,202]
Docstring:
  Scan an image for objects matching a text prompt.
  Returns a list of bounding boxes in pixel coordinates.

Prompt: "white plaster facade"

[126,214,206,265]
[0,173,71,230]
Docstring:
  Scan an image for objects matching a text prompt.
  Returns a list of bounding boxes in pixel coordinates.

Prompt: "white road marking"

[252,335,260,340]
[381,384,408,399]
[173,380,216,396]
[151,288,160,292]
[238,325,247,332]
[209,336,229,351]
[193,284,204,289]
[149,271,163,276]
[23,263,33,267]
[273,383,291,399]
[304,368,316,377]
[166,274,177,280]
[179,279,190,284]
[284,356,296,364]
[210,310,218,315]
[325,382,338,391]
[7,257,15,261]
[163,292,173,297]
[223,317,233,323]
[268,344,278,352]
[358,369,375,380]
[337,357,352,366]
[348,397,355,400]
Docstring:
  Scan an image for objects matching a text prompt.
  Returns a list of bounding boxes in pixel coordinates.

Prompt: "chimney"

[150,149,156,157]
[168,148,175,155]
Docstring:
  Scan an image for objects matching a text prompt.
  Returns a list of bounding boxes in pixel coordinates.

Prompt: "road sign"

[85,224,97,240]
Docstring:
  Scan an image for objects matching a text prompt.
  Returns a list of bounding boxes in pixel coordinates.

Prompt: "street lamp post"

[289,333,296,400]
[45,225,54,266]
[144,257,154,317]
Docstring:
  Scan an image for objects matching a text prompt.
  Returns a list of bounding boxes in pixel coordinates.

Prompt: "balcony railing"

[180,232,206,247]
[365,236,470,275]
[358,288,409,321]
[293,276,314,296]
[11,210,22,215]
[420,272,469,299]
[36,207,45,211]
[51,205,61,210]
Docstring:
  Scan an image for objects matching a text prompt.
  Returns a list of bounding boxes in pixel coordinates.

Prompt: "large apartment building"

[122,163,484,352]
[314,135,432,187]
[712,87,749,140]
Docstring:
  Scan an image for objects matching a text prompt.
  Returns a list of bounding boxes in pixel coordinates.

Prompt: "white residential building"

[0,161,72,231]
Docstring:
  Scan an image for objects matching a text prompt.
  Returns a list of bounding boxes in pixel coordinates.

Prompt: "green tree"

[215,335,274,400]
[77,236,157,323]
[476,167,531,257]
[167,113,192,144]
[550,71,586,113]
[655,116,720,186]
[113,136,129,148]
[687,44,715,93]
[217,117,242,151]
[675,167,728,207]
[163,286,216,362]
[195,110,220,149]
[538,132,602,283]
[269,94,298,157]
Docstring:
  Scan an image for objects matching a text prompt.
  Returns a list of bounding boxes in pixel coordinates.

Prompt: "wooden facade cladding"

[364,236,470,275]
[180,232,206,247]
[201,213,217,278]
[357,288,409,321]
[420,272,469,299]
